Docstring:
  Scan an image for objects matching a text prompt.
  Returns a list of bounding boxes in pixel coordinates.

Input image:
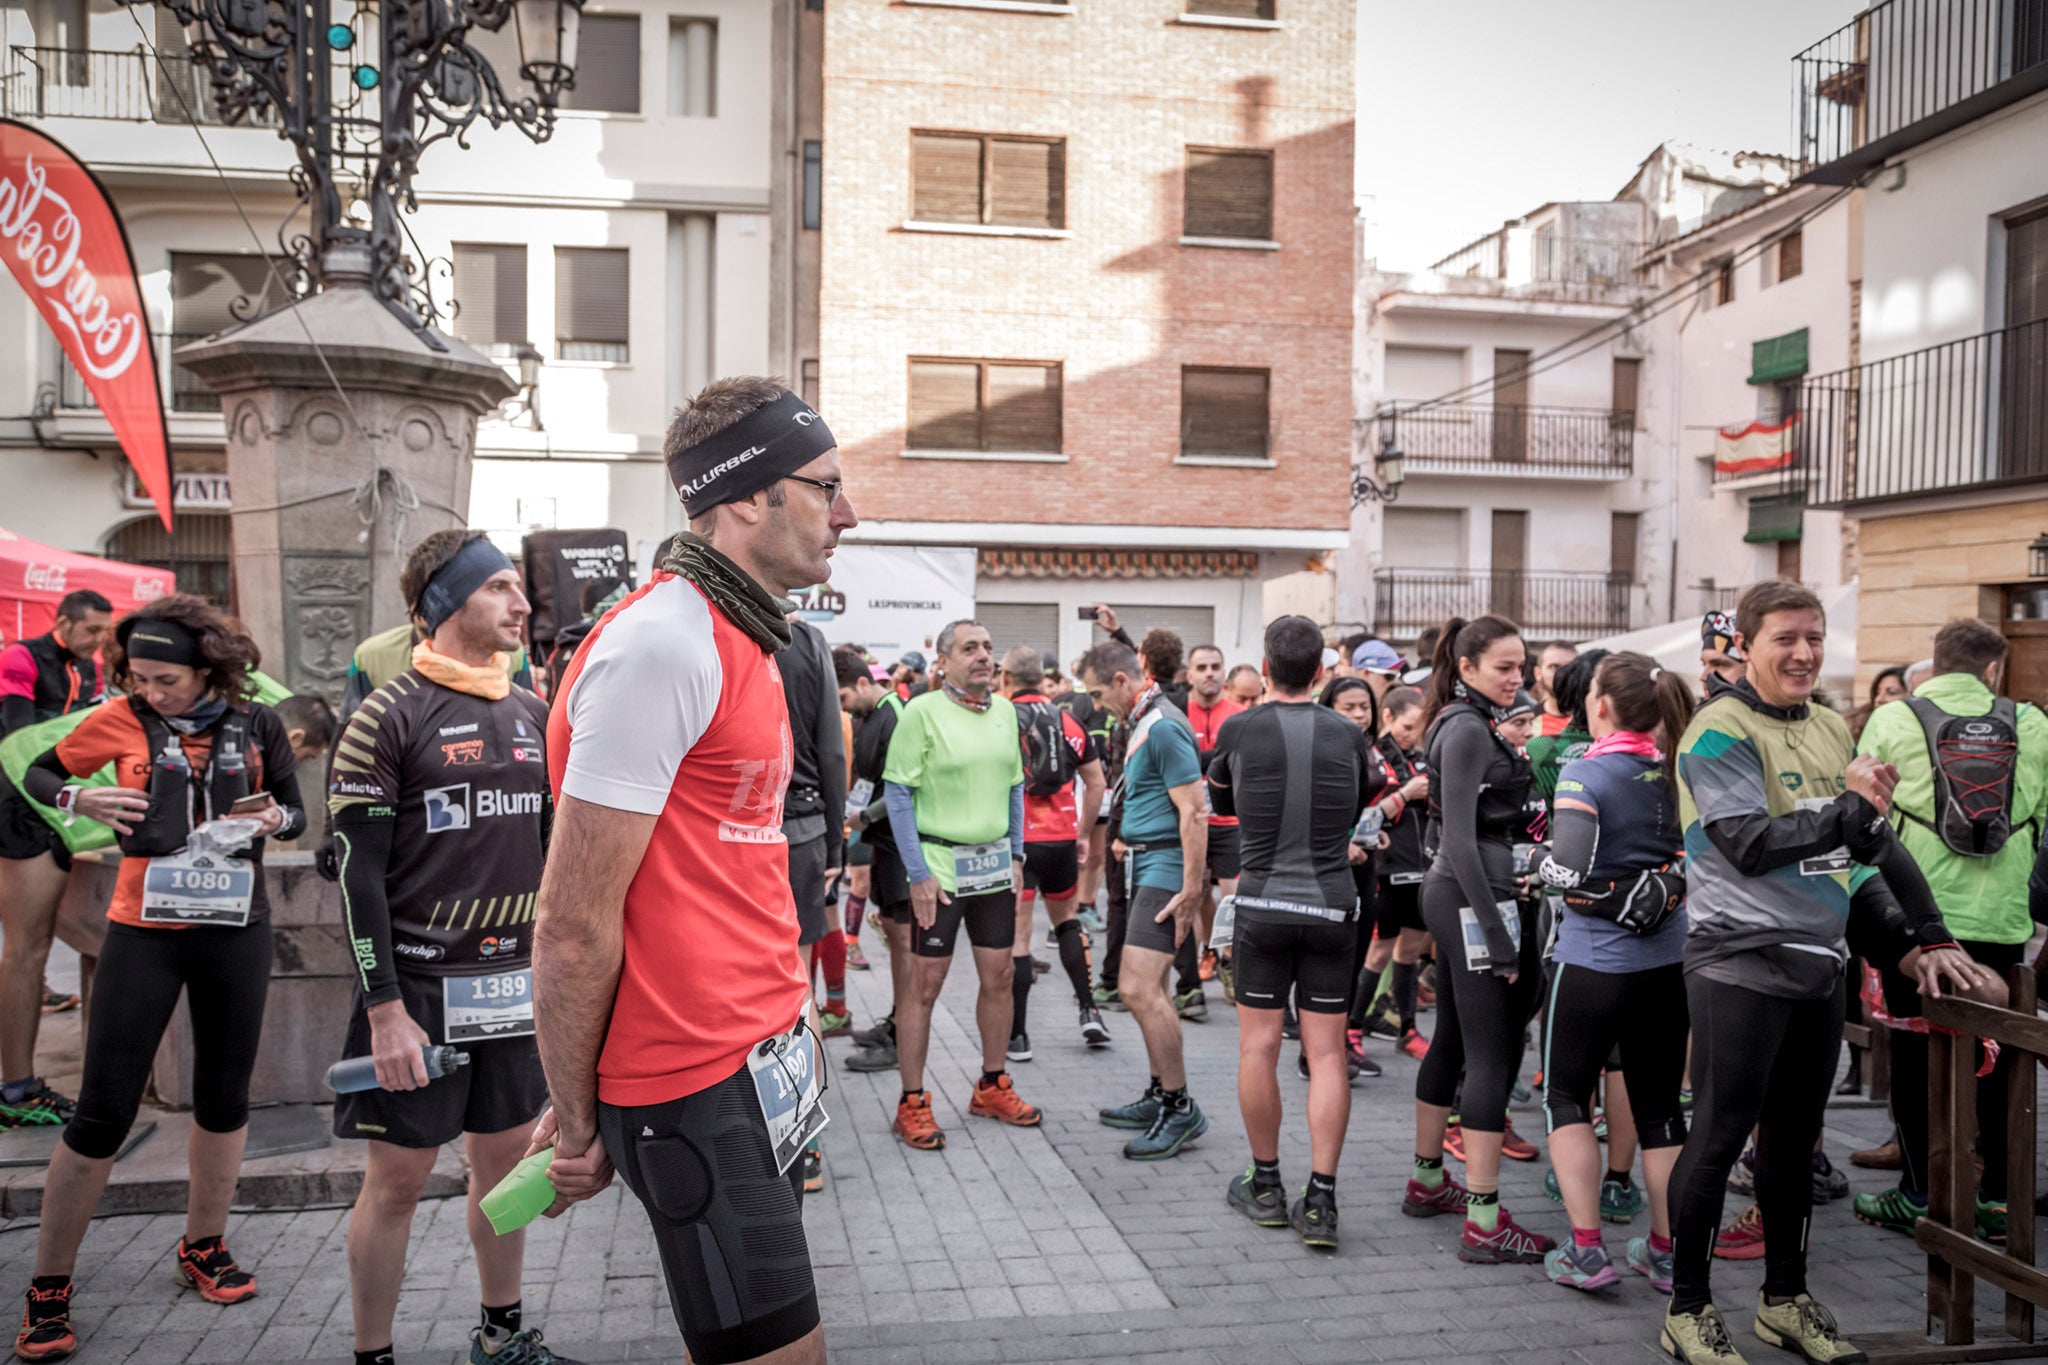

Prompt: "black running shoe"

[1227,1169,1288,1227]
[1079,1006,1111,1047]
[1291,1188,1339,1250]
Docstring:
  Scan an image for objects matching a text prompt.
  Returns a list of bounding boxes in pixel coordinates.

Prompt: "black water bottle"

[122,735,191,857]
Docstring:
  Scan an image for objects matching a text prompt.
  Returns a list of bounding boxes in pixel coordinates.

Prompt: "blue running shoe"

[1099,1086,1162,1130]
[1601,1176,1645,1223]
[1124,1097,1207,1161]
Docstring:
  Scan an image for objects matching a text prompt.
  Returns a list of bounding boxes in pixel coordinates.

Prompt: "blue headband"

[415,537,516,633]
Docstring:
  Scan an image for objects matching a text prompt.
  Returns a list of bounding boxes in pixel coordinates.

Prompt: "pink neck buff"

[1586,730,1661,761]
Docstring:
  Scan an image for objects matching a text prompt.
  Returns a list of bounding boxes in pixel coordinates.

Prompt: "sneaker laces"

[182,1240,252,1286]
[24,1285,69,1320]
[1793,1298,1844,1341]
[1690,1306,1736,1353]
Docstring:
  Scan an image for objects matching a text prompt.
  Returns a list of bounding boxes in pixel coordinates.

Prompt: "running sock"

[1010,954,1033,1037]
[1467,1188,1501,1231]
[1160,1085,1191,1114]
[479,1301,521,1354]
[1572,1226,1602,1249]
[1253,1157,1283,1189]
[0,1077,31,1104]
[1307,1171,1337,1197]
[1350,966,1384,1027]
[1413,1155,1445,1188]
[980,1069,1005,1089]
[818,930,847,1008]
[1649,1231,1672,1254]
[1173,933,1200,995]
[844,892,867,938]
[1053,917,1091,1008]
[901,1089,923,1104]
[1390,960,1419,1029]
[1606,1168,1634,1189]
[355,1351,395,1365]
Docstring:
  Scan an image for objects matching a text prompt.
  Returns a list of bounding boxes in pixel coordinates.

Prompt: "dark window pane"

[555,247,629,362]
[1185,148,1273,239]
[562,15,641,114]
[1181,367,1269,460]
[1187,0,1276,17]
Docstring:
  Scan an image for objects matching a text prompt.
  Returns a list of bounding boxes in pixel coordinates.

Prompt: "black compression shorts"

[847,834,874,868]
[600,1063,818,1365]
[787,831,829,948]
[1122,884,1183,956]
[1206,824,1241,881]
[912,886,1015,957]
[1232,912,1357,1013]
[1021,841,1079,900]
[0,774,66,869]
[871,845,913,922]
[1374,877,1425,937]
[332,972,549,1148]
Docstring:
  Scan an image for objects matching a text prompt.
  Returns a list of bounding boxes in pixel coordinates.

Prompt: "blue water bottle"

[325,1045,469,1094]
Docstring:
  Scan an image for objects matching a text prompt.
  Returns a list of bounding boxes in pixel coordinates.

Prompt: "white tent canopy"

[1577,582,1858,696]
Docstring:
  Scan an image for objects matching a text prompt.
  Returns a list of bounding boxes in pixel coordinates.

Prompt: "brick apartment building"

[817,0,1355,666]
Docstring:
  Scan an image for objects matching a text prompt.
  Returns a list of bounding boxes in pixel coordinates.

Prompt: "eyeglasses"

[782,473,845,503]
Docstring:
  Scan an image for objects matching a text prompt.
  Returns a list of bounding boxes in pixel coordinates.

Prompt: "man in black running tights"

[1211,617,1381,1250]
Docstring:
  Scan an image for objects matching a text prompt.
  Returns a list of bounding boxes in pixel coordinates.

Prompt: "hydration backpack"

[1902,697,2027,858]
[1017,700,1080,797]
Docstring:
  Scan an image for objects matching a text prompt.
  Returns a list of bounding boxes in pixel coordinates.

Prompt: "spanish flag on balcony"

[1714,413,1799,476]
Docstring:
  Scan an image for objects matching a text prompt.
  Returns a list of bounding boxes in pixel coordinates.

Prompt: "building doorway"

[105,513,232,608]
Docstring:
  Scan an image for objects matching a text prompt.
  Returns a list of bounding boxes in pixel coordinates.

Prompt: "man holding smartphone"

[326,530,569,1365]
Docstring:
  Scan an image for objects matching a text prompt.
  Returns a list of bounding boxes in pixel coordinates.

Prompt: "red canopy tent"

[0,526,176,649]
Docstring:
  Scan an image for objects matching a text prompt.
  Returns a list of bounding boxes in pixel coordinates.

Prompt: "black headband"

[124,618,204,667]
[667,392,837,518]
[416,537,516,634]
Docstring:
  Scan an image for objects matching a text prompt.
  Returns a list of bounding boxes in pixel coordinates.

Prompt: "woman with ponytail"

[1532,651,1695,1296]
[1401,615,1554,1265]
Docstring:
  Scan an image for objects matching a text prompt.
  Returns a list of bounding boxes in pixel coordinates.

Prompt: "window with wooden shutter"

[908,359,1063,453]
[1184,147,1273,240]
[561,14,640,113]
[1187,0,1276,17]
[452,244,528,356]
[555,247,630,362]
[1777,228,1803,283]
[1181,367,1269,461]
[911,131,1065,229]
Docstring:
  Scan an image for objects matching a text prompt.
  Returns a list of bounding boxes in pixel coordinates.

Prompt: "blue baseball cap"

[1352,639,1403,675]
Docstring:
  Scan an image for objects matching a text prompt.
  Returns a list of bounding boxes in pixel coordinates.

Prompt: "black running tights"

[1414,890,1538,1133]
[1668,973,1843,1314]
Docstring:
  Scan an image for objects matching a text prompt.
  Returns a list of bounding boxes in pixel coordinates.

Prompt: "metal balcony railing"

[59,334,221,414]
[1375,569,1633,640]
[1795,315,2048,508]
[1793,0,2048,183]
[1430,233,1645,289]
[0,46,278,125]
[1376,403,1636,475]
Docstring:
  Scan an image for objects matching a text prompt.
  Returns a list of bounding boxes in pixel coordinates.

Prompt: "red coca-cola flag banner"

[0,120,172,529]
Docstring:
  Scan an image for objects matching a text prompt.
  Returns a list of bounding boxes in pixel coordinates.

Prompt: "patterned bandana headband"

[1701,610,1745,662]
[666,392,838,519]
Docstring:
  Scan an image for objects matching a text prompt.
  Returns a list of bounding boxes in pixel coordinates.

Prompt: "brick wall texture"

[820,0,1356,536]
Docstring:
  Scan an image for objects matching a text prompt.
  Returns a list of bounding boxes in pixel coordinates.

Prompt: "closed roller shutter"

[1107,605,1219,658]
[977,603,1060,663]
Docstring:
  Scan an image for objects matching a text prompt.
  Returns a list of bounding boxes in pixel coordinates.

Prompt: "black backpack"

[1017,699,1079,798]
[1902,696,2028,857]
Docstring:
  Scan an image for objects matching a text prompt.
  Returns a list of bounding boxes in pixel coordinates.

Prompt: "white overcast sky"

[1356,0,1865,270]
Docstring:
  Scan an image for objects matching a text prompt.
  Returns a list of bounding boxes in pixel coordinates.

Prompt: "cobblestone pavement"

[10,912,2041,1364]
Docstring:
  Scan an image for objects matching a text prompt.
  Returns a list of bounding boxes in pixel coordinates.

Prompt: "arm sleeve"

[0,696,32,737]
[1437,717,1519,972]
[1206,714,1240,819]
[1537,803,1600,891]
[1009,781,1025,861]
[1110,626,1136,649]
[884,780,930,883]
[20,747,71,805]
[1357,729,1385,818]
[811,631,846,868]
[558,585,719,815]
[1860,824,1952,947]
[1846,871,1919,974]
[333,804,402,1005]
[255,709,305,841]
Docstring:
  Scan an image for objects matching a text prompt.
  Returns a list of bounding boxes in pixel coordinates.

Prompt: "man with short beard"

[1183,644,1242,983]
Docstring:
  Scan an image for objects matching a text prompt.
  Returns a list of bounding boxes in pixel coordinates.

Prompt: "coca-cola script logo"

[21,563,67,593]
[0,155,146,382]
[133,575,167,602]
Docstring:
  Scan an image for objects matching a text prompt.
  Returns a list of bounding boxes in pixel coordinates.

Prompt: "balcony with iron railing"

[1795,315,2048,508]
[1793,0,2048,183]
[58,334,219,414]
[0,45,281,125]
[1370,403,1636,477]
[1430,232,1646,292]
[1375,569,1634,640]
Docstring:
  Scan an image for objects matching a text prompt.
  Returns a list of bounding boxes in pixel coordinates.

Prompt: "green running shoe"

[1542,1167,1563,1202]
[1601,1175,1645,1223]
[468,1326,586,1364]
[1752,1292,1867,1364]
[1174,986,1207,1021]
[0,1081,72,1131]
[1092,985,1129,1013]
[1851,1186,1926,1236]
[1225,1169,1288,1227]
[1123,1097,1207,1161]
[1975,1197,2008,1244]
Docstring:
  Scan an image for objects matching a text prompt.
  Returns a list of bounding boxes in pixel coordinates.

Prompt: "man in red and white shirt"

[532,377,856,1365]
[1185,644,1243,980]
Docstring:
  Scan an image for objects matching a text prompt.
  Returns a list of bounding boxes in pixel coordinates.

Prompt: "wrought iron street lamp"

[1352,412,1406,506]
[134,0,583,331]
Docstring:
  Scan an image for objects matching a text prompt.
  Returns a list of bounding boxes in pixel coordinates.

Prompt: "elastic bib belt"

[1122,840,1170,855]
[1234,895,1358,925]
[921,832,992,849]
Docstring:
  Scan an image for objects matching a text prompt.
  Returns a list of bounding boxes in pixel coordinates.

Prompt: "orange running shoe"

[968,1073,1043,1127]
[894,1090,945,1150]
[1442,1121,1467,1164]
[173,1236,258,1305]
[1714,1203,1767,1260]
[1501,1118,1540,1163]
[1198,949,1218,982]
[14,1281,75,1361]
[1399,1029,1430,1060]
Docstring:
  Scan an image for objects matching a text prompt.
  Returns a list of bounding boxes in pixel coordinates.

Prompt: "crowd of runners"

[0,375,2042,1365]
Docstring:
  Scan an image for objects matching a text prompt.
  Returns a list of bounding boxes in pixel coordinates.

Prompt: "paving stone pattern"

[9,911,2040,1363]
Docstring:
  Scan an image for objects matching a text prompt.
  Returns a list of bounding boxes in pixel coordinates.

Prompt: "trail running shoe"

[1401,1173,1471,1218]
[1544,1167,1564,1202]
[1714,1203,1766,1260]
[851,1015,894,1048]
[1006,1032,1033,1063]
[893,1090,945,1150]
[13,1282,74,1361]
[1365,995,1401,1039]
[1459,1210,1554,1264]
[1500,1118,1539,1162]
[1812,1150,1849,1204]
[467,1326,585,1364]
[842,1039,899,1072]
[1727,1146,1757,1195]
[1099,1087,1162,1131]
[1849,1138,1900,1170]
[1628,1236,1675,1294]
[968,1073,1042,1127]
[1226,1170,1289,1227]
[38,983,77,1016]
[1602,1176,1645,1223]
[1511,1079,1534,1105]
[844,939,871,971]
[1399,1029,1429,1060]
[800,1147,824,1195]
[1124,1098,1207,1161]
[1976,1198,2008,1244]
[1545,1239,1619,1291]
[1442,1122,1467,1164]
[173,1236,257,1304]
[1217,953,1235,1006]
[1592,1108,1608,1140]
[1079,1005,1112,1047]
[1290,1188,1339,1251]
[1661,1303,1750,1364]
[1093,984,1128,1013]
[1852,1187,1926,1236]
[1174,987,1207,1022]
[0,1083,73,1131]
[1752,1292,1867,1364]
[817,1009,853,1039]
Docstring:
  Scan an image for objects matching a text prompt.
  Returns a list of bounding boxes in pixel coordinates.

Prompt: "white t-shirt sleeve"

[560,578,722,814]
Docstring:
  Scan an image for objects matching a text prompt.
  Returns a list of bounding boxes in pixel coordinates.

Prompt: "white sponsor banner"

[794,545,975,657]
